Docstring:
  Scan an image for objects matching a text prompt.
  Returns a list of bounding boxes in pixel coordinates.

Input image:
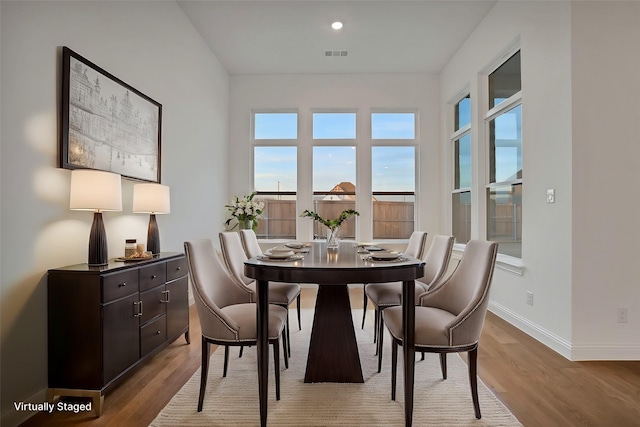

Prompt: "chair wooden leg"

[285,308,292,357]
[198,337,210,412]
[296,294,302,330]
[273,340,280,401]
[223,345,229,377]
[239,346,244,358]
[373,307,379,344]
[282,328,289,369]
[469,348,481,419]
[377,311,384,373]
[440,353,447,379]
[391,339,398,401]
[421,351,425,361]
[361,289,368,329]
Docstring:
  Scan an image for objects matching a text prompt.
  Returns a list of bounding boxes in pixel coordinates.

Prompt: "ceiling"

[177,1,497,75]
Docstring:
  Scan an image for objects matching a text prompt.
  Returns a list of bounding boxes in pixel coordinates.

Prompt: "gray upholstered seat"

[184,239,288,411]
[382,239,498,419]
[220,231,301,356]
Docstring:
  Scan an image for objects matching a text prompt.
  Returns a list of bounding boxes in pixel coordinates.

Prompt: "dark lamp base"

[88,212,108,266]
[147,214,160,254]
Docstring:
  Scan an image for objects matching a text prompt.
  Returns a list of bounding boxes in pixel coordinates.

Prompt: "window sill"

[452,243,524,276]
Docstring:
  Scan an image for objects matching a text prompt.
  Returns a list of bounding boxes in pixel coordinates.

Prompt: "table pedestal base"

[304,284,364,383]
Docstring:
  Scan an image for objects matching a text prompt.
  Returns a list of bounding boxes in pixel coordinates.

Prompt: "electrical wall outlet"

[526,291,534,306]
[617,308,628,323]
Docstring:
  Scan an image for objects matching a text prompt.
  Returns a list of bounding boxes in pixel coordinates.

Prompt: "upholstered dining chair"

[219,231,301,357]
[361,231,428,342]
[184,239,288,411]
[382,239,498,419]
[372,234,455,372]
[239,228,302,332]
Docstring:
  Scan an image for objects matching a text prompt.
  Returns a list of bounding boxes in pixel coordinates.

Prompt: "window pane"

[452,191,471,244]
[489,104,522,183]
[454,133,472,189]
[489,51,521,108]
[312,113,356,139]
[371,113,415,139]
[312,146,356,239]
[455,95,471,130]
[487,183,522,257]
[254,146,297,239]
[254,147,296,192]
[372,146,415,239]
[254,113,297,139]
[372,147,415,191]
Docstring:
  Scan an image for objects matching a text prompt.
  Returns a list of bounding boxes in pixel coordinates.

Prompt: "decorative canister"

[125,239,137,258]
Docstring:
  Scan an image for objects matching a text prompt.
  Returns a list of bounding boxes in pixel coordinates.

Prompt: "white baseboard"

[488,300,573,360]
[570,344,640,360]
[489,301,640,361]
[1,387,47,427]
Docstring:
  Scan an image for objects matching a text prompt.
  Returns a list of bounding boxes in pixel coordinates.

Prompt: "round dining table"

[244,240,425,427]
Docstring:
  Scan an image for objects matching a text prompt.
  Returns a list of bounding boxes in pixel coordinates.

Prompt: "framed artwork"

[59,46,162,182]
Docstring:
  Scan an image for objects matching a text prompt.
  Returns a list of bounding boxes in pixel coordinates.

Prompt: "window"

[252,111,298,239]
[451,95,472,244]
[455,95,471,130]
[372,146,415,239]
[486,50,522,258]
[489,51,521,109]
[371,113,416,139]
[312,112,356,139]
[312,146,357,239]
[251,109,420,242]
[254,112,297,139]
[254,146,297,239]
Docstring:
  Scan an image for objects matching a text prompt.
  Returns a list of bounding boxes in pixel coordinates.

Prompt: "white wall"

[440,1,574,357]
[0,1,229,425]
[229,74,441,243]
[441,0,640,360]
[570,1,640,359]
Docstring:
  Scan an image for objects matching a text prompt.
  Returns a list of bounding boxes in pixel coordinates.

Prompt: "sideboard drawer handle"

[151,274,157,279]
[176,266,181,271]
[156,330,161,335]
[119,282,126,287]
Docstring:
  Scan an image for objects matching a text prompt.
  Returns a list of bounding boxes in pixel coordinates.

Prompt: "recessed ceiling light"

[331,21,343,30]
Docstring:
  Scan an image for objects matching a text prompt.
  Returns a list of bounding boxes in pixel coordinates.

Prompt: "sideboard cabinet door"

[103,293,140,383]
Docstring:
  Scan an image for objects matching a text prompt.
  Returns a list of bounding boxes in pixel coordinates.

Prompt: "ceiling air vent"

[324,50,348,57]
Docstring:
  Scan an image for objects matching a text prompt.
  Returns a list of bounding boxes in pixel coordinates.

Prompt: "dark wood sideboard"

[47,252,190,416]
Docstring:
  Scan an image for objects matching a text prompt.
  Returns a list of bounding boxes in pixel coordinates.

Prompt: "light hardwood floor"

[21,287,640,427]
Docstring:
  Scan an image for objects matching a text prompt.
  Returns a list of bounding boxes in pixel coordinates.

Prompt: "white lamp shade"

[69,169,122,211]
[133,183,171,214]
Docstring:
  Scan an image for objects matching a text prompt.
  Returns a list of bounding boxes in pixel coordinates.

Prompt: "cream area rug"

[150,309,522,426]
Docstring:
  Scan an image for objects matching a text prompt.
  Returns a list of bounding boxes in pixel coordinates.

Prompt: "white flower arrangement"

[225,192,264,231]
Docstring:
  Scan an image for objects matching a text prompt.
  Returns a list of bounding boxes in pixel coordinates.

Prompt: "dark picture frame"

[59,46,162,182]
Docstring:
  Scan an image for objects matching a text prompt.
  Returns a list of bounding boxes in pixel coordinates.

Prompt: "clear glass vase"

[239,219,253,231]
[326,227,340,248]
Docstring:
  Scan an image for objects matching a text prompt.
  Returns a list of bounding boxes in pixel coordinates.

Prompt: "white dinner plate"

[264,250,295,259]
[270,246,293,253]
[370,252,402,261]
[285,242,305,249]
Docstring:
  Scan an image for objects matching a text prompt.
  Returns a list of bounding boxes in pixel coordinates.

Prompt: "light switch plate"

[547,189,555,204]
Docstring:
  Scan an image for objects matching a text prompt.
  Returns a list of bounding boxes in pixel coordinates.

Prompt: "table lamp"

[133,183,170,255]
[70,169,123,266]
